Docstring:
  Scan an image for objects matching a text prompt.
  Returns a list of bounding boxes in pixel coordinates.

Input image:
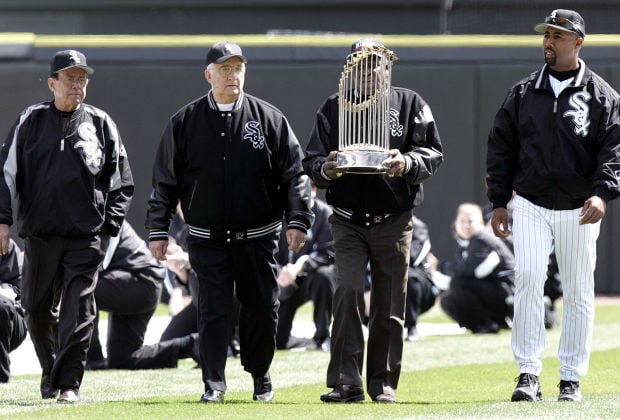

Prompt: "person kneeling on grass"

[87,221,199,370]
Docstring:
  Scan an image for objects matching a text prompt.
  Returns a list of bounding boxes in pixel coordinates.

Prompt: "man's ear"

[47,77,55,92]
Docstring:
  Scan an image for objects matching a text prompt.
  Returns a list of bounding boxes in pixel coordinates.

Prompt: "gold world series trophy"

[336,41,398,173]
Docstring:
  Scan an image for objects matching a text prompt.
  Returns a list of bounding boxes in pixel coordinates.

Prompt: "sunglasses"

[544,15,584,36]
[546,16,574,25]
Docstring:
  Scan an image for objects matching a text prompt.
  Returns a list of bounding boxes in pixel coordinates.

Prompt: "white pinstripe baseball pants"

[511,194,599,382]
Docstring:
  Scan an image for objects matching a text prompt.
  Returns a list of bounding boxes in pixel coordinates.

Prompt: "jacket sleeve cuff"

[320,164,335,181]
[403,156,415,174]
[286,221,309,235]
[149,230,169,242]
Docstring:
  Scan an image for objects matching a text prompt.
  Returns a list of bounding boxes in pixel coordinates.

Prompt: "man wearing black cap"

[146,41,313,403]
[304,38,443,403]
[487,9,620,402]
[0,49,134,403]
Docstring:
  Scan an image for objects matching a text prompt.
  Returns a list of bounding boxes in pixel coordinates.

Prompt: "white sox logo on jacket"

[563,91,591,137]
[389,108,404,137]
[243,121,265,149]
[75,122,103,174]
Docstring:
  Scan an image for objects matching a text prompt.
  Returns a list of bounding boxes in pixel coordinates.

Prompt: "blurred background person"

[87,221,199,370]
[436,203,515,334]
[404,216,440,342]
[276,183,335,352]
[0,239,26,383]
[482,203,562,329]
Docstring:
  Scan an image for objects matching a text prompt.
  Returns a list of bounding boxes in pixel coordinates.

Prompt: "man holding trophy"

[304,38,444,403]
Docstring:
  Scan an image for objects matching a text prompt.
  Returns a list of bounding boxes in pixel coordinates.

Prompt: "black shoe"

[40,374,59,399]
[284,336,313,350]
[85,358,109,370]
[252,372,274,402]
[320,338,331,352]
[305,338,330,352]
[472,322,499,334]
[406,326,421,342]
[558,380,581,401]
[229,336,240,357]
[200,389,224,403]
[511,373,542,401]
[320,384,365,403]
[373,393,396,403]
[57,388,80,404]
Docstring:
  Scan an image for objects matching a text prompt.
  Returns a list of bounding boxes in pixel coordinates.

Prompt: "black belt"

[333,207,392,227]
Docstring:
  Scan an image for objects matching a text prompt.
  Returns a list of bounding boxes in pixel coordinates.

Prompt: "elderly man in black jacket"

[146,41,313,404]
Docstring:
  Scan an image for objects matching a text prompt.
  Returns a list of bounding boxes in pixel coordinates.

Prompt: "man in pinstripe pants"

[486,9,620,402]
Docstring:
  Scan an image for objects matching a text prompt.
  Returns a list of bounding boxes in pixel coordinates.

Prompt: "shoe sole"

[200,397,223,403]
[320,394,365,403]
[200,393,224,403]
[558,395,582,402]
[253,392,274,402]
[511,389,542,402]
[57,398,80,404]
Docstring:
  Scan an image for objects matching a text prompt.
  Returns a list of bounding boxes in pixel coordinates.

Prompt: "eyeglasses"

[57,76,89,87]
[215,65,245,77]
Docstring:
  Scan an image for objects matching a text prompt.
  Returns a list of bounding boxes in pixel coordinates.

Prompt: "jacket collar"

[535,58,587,89]
[206,90,244,111]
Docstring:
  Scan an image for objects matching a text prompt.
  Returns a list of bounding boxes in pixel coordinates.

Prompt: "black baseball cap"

[50,49,94,75]
[206,41,247,66]
[534,9,586,38]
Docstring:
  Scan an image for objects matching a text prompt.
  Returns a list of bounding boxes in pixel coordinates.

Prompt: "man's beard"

[544,49,556,67]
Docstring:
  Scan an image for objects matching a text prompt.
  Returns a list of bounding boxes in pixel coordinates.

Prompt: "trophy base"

[337,150,390,174]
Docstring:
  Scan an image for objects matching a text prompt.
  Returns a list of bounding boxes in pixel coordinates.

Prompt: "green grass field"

[2,299,619,419]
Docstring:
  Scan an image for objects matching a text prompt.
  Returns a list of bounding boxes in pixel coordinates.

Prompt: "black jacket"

[486,60,620,210]
[0,101,134,237]
[146,91,313,240]
[303,87,443,223]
